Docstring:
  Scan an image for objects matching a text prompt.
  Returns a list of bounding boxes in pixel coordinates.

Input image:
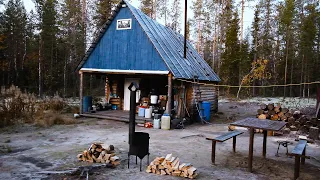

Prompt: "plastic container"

[153,119,161,129]
[83,96,92,112]
[202,101,211,121]
[111,105,117,110]
[150,95,158,104]
[138,107,145,117]
[145,108,152,118]
[161,114,170,130]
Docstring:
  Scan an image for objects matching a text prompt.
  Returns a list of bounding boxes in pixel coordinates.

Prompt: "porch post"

[167,73,172,115]
[79,71,84,114]
[105,75,109,103]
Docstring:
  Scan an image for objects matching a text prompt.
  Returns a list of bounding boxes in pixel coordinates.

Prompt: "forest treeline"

[0,0,319,98]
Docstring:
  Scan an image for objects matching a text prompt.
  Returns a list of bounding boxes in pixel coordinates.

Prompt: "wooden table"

[230,118,287,172]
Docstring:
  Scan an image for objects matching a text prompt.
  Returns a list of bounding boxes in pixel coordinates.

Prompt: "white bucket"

[150,95,158,104]
[145,108,152,118]
[153,119,161,129]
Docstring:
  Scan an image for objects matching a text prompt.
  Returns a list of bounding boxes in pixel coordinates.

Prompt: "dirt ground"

[1,101,320,180]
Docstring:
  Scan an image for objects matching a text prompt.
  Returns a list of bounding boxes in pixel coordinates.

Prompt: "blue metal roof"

[77,0,220,82]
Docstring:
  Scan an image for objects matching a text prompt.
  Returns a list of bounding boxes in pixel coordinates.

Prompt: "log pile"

[146,154,198,179]
[256,103,292,121]
[256,103,320,139]
[77,143,120,166]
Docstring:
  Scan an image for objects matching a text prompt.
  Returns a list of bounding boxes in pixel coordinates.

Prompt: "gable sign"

[117,19,132,30]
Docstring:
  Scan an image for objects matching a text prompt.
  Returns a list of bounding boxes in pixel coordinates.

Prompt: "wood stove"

[127,82,150,171]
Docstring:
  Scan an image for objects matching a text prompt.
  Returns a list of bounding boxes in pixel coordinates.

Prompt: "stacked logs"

[77,143,120,166]
[256,104,320,139]
[256,103,291,121]
[146,154,198,179]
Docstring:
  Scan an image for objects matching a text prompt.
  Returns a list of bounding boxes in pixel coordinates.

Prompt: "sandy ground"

[0,101,320,180]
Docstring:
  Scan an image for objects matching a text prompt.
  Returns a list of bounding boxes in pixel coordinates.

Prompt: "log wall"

[186,83,218,121]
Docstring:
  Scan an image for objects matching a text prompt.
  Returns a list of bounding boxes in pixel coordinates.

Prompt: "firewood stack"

[146,154,198,179]
[256,104,320,138]
[77,143,120,166]
[257,103,292,121]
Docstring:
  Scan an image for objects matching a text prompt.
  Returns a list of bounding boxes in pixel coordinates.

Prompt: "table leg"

[294,155,300,180]
[248,128,254,172]
[301,148,306,165]
[211,141,216,164]
[233,136,236,153]
[263,130,267,158]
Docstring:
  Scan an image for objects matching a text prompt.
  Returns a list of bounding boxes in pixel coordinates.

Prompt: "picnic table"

[230,118,287,172]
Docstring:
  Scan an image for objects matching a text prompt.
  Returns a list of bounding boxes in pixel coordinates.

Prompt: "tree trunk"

[300,54,304,97]
[290,50,293,97]
[39,38,43,98]
[284,34,289,98]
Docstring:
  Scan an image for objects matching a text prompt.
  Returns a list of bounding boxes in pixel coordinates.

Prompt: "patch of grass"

[0,86,72,127]
[35,111,77,128]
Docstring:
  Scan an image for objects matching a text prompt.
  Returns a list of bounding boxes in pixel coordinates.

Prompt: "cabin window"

[117,19,132,30]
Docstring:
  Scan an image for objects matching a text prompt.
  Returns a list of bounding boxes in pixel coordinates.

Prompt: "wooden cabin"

[76,0,220,122]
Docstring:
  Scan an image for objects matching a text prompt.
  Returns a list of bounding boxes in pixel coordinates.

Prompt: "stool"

[276,140,291,157]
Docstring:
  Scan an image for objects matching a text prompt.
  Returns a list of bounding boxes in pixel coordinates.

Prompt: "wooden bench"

[206,131,243,164]
[287,140,310,180]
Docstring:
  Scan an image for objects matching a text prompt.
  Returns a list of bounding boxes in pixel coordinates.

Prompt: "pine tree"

[2,0,27,86]
[157,0,169,25]
[220,2,241,87]
[170,0,181,32]
[61,0,86,96]
[93,0,119,34]
[191,0,204,53]
[298,2,317,97]
[278,0,295,97]
[139,0,155,19]
[23,10,40,92]
[34,0,59,95]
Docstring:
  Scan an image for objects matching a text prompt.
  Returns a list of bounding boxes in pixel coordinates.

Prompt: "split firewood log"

[280,115,287,121]
[257,109,264,115]
[267,103,274,110]
[258,114,267,120]
[281,108,289,114]
[260,104,267,110]
[165,154,173,161]
[172,170,182,176]
[111,160,120,166]
[288,117,295,125]
[146,166,152,173]
[187,167,197,177]
[110,156,119,162]
[274,106,281,113]
[285,112,293,118]
[299,116,308,125]
[77,153,84,161]
[293,111,302,119]
[271,114,279,120]
[161,170,166,175]
[278,112,284,118]
[268,110,276,116]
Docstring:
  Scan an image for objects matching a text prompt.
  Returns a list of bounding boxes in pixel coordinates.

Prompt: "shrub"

[0,86,37,127]
[0,86,75,128]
